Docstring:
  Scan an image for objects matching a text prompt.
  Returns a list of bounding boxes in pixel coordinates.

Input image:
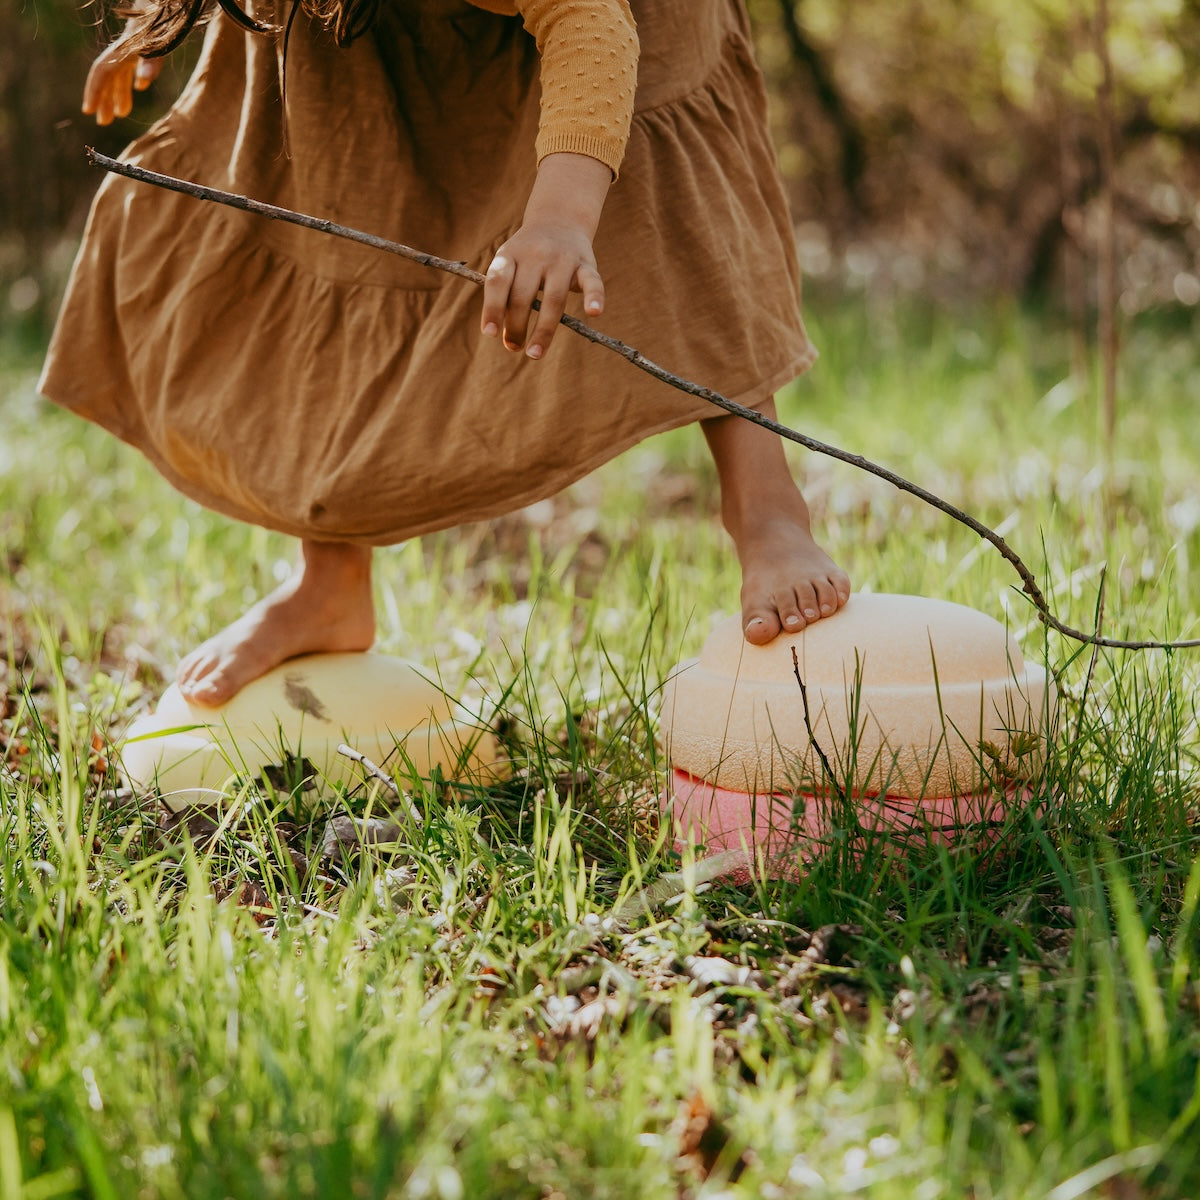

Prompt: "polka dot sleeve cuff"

[470,0,639,178]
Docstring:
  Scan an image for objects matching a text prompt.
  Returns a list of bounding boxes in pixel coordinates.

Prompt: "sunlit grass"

[2,296,1199,1197]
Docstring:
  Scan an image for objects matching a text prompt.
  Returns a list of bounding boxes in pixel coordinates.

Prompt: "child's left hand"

[82,27,165,126]
[481,152,612,361]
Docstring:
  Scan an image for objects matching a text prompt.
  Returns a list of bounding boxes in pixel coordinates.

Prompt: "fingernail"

[483,322,498,337]
[586,300,602,313]
[526,344,543,360]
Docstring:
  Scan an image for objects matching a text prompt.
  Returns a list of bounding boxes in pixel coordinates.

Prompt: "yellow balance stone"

[121,652,504,809]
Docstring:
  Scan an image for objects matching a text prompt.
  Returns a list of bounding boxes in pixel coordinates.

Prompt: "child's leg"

[176,539,375,706]
[702,398,851,644]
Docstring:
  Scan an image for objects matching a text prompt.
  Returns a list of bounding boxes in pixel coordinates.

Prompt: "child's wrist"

[524,152,611,237]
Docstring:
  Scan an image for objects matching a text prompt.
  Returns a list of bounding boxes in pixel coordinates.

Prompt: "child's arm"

[479,151,611,361]
[82,26,164,126]
[476,0,638,360]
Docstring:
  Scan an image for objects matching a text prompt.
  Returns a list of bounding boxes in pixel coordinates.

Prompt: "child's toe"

[778,591,806,632]
[176,653,207,687]
[743,609,782,644]
[176,649,229,704]
[181,660,238,707]
[832,569,852,606]
[814,576,842,617]
[794,582,821,623]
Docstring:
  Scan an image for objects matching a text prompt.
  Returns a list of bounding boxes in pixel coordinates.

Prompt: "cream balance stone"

[660,593,1056,801]
[121,652,503,809]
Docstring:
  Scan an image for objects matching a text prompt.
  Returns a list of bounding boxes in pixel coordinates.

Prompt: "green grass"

[2,294,1200,1198]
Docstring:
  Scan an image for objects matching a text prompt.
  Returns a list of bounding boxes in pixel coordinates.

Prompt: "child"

[41,0,850,706]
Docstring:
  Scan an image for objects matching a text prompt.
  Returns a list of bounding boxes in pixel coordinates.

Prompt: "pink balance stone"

[665,769,1038,881]
[659,594,1055,878]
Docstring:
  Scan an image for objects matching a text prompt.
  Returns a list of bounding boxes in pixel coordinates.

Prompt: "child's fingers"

[83,51,135,124]
[98,74,131,124]
[90,77,121,127]
[82,59,107,117]
[83,45,120,115]
[502,263,543,351]
[480,252,514,339]
[134,56,164,90]
[525,268,575,360]
[113,62,136,119]
[575,264,605,320]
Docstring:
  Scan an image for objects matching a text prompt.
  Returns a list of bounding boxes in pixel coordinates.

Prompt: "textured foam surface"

[660,594,1056,797]
[121,652,503,808]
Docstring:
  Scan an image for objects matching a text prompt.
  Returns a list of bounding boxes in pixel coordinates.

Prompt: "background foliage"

[4,0,1200,338]
[750,0,1200,306]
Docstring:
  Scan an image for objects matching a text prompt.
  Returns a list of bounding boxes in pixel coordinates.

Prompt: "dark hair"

[303,0,380,45]
[120,0,381,57]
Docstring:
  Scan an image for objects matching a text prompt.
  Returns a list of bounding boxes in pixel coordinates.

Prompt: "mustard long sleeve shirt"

[467,0,639,175]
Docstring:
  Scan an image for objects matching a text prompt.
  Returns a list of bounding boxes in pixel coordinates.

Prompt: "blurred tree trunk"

[1095,0,1119,450]
[0,1,183,332]
[773,0,867,220]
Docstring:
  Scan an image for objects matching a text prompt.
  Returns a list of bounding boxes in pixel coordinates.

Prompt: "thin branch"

[335,742,422,824]
[790,646,840,795]
[609,847,755,923]
[86,149,1200,653]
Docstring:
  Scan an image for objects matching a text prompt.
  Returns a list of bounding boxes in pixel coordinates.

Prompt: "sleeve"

[512,0,640,178]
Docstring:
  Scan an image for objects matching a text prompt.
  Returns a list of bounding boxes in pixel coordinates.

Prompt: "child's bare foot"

[702,397,851,645]
[732,514,851,644]
[176,541,375,707]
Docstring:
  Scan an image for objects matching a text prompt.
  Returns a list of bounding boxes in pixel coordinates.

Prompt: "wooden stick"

[791,646,841,797]
[335,742,422,824]
[86,149,1200,653]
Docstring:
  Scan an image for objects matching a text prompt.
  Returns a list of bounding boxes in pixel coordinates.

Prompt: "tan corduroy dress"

[41,0,816,544]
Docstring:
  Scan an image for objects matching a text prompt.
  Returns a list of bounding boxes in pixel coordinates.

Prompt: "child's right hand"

[82,32,164,126]
[481,152,612,361]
